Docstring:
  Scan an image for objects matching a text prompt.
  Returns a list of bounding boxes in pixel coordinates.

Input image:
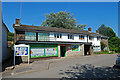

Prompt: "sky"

[2,2,119,36]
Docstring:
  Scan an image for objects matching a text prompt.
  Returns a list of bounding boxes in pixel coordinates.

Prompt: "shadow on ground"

[59,64,120,79]
[2,54,21,71]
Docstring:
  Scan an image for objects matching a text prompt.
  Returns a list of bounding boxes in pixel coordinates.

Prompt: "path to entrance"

[3,54,120,78]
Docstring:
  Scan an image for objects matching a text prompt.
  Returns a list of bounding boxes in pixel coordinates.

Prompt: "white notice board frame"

[14,44,30,65]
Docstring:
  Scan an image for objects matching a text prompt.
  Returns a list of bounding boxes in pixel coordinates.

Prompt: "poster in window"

[15,47,28,56]
[71,45,79,51]
[31,48,44,58]
[45,47,57,56]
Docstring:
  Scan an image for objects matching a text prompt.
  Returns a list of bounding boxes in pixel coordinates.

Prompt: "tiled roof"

[13,24,108,38]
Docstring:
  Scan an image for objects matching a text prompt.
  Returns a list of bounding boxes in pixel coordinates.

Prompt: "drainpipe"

[87,35,88,43]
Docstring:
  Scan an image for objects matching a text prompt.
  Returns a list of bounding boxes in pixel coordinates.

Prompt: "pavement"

[2,57,62,77]
[2,54,120,78]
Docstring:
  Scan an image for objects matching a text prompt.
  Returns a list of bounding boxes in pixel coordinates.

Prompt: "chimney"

[15,19,20,25]
[96,30,99,34]
[88,28,91,32]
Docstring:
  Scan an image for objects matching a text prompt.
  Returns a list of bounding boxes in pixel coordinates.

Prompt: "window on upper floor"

[25,32,36,40]
[38,33,49,41]
[54,33,62,38]
[97,36,101,41]
[89,36,94,41]
[68,34,74,40]
[79,35,84,40]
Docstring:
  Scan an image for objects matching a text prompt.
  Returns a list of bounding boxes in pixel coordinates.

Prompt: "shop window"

[71,45,79,51]
[79,35,84,40]
[25,32,36,40]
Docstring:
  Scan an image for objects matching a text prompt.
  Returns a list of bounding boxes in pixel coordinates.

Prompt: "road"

[4,54,120,78]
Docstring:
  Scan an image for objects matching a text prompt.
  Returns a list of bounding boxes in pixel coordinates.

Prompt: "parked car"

[113,54,120,68]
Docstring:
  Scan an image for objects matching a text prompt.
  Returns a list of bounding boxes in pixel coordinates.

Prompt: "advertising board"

[45,47,57,56]
[31,48,44,58]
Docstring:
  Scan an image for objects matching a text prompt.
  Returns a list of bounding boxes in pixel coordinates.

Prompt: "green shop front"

[29,43,82,58]
[29,43,58,58]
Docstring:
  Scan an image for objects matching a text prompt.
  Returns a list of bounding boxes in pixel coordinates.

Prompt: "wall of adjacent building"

[0,1,2,64]
[2,24,10,61]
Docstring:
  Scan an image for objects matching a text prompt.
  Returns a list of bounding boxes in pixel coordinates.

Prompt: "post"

[14,45,15,65]
[28,45,29,64]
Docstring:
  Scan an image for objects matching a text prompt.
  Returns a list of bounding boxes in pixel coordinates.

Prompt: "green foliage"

[98,24,120,53]
[101,42,106,51]
[8,32,14,41]
[98,24,116,39]
[76,24,87,30]
[11,43,14,50]
[108,37,120,52]
[41,11,86,30]
[94,50,115,54]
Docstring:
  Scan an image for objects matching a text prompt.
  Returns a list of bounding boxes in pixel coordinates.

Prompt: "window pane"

[83,36,84,39]
[25,32,30,40]
[54,34,56,38]
[25,32,36,40]
[38,33,49,41]
[68,34,69,39]
[30,32,36,40]
[57,34,59,38]
[89,36,94,40]
[60,34,62,38]
[70,35,72,39]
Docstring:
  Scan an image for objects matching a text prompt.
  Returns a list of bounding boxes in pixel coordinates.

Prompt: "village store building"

[13,19,108,61]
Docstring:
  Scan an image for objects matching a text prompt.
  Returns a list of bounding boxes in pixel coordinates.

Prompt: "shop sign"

[14,44,29,65]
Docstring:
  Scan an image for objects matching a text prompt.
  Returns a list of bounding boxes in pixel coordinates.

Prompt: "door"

[60,46,66,57]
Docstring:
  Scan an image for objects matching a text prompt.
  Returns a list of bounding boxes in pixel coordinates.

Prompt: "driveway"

[3,54,120,79]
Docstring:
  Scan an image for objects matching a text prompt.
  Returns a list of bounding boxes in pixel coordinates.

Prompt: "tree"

[98,24,116,39]
[8,32,14,41]
[76,24,87,30]
[41,11,86,30]
[98,24,120,53]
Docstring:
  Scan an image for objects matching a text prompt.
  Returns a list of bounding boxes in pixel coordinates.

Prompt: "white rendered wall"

[49,32,87,42]
[49,32,101,52]
[88,36,101,46]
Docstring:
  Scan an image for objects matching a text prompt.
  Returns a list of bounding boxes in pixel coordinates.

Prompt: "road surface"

[4,54,120,78]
